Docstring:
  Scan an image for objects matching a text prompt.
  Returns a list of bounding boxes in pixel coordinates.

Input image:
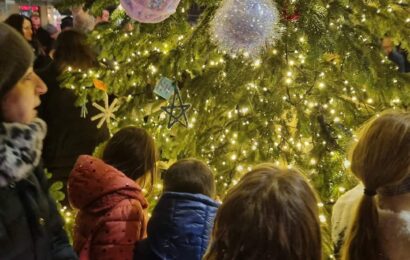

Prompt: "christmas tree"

[56,0,409,249]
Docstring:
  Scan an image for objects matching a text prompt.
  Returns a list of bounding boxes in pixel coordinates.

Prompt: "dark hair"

[342,111,410,260]
[36,27,54,54]
[53,29,98,72]
[163,158,215,197]
[204,164,322,260]
[4,14,45,57]
[4,14,30,35]
[102,127,157,191]
[61,16,73,31]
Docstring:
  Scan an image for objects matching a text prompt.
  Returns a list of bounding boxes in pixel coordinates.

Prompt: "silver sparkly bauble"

[210,0,282,57]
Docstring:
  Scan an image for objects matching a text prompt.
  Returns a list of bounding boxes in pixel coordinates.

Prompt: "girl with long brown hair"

[203,164,322,260]
[333,111,410,260]
[68,126,157,259]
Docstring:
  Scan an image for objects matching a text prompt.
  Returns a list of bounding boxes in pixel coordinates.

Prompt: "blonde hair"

[204,164,322,260]
[342,110,410,260]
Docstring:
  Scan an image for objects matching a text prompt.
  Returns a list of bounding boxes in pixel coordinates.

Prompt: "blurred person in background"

[4,13,51,70]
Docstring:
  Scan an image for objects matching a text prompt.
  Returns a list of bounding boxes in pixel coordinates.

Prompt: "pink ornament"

[120,0,181,23]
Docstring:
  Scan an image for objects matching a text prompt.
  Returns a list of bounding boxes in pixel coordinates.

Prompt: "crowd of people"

[0,5,409,260]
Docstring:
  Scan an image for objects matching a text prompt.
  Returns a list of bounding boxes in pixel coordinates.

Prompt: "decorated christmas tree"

[56,0,409,250]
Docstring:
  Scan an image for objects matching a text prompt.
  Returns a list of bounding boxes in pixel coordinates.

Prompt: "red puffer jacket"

[68,155,148,260]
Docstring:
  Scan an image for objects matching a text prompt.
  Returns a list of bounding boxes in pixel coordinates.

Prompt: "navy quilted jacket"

[134,192,219,260]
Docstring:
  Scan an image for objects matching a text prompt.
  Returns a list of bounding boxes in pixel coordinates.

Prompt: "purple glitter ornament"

[210,0,282,57]
[120,0,181,23]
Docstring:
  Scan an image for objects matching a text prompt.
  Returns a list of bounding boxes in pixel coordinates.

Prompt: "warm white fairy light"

[253,59,262,67]
[318,82,326,89]
[310,159,317,165]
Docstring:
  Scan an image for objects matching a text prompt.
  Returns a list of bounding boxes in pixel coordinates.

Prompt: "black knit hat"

[0,23,34,99]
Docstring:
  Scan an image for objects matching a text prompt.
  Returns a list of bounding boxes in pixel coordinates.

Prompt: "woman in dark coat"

[0,22,77,260]
[37,30,109,201]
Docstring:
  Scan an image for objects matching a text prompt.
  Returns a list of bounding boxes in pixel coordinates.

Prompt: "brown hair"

[163,158,215,197]
[342,111,410,260]
[204,164,322,260]
[102,127,157,192]
[53,29,98,72]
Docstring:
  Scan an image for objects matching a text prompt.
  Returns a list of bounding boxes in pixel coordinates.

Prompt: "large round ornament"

[210,0,282,57]
[120,0,181,23]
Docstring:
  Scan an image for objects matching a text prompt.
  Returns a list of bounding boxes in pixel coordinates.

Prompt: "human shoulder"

[105,196,147,221]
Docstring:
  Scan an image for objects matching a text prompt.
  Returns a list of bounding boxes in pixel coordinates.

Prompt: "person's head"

[72,7,95,32]
[163,159,215,197]
[60,16,73,31]
[342,110,410,260]
[30,12,41,31]
[381,37,394,55]
[34,25,54,55]
[45,24,59,39]
[97,9,110,23]
[204,164,322,260]
[102,127,157,190]
[52,29,98,71]
[4,14,33,41]
[0,23,47,124]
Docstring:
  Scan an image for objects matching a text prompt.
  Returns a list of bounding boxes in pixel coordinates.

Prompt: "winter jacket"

[37,62,109,187]
[68,155,148,260]
[332,184,410,259]
[134,192,219,260]
[0,119,77,260]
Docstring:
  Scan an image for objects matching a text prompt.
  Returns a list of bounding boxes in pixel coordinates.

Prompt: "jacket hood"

[147,192,219,260]
[68,155,147,212]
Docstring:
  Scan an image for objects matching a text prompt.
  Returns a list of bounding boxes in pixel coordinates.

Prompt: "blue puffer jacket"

[134,192,219,260]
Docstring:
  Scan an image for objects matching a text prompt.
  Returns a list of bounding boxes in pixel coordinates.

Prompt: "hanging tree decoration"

[161,86,191,129]
[154,77,191,129]
[209,0,283,57]
[91,91,121,129]
[120,0,181,24]
[91,93,120,129]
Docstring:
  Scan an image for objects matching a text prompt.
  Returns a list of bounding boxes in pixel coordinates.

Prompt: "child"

[203,164,322,260]
[332,111,410,260]
[134,159,219,260]
[68,127,157,260]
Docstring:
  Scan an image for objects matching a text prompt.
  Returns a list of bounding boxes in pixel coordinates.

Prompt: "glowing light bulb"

[253,59,261,67]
